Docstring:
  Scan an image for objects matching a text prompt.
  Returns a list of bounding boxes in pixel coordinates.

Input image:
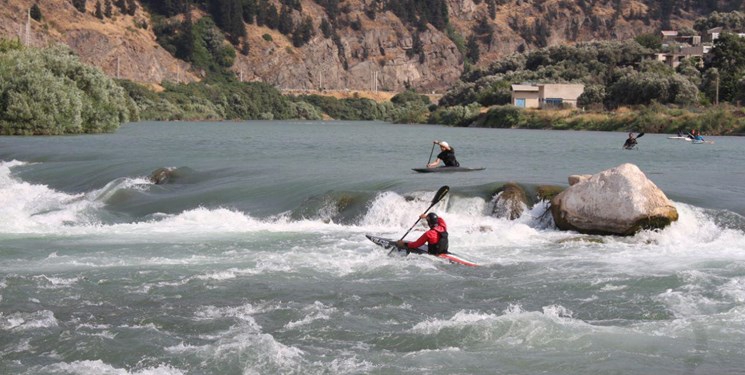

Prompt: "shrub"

[0,44,135,135]
[429,103,481,126]
[476,105,524,128]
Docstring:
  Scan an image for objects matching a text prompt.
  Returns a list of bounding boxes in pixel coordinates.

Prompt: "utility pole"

[716,74,720,106]
[25,7,30,46]
[116,56,120,79]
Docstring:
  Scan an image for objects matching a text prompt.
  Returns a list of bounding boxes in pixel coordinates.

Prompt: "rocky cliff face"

[1,0,702,92]
[1,0,197,85]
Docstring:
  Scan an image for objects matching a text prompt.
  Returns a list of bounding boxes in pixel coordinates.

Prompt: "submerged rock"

[149,167,175,185]
[536,185,564,202]
[550,163,678,236]
[491,182,528,220]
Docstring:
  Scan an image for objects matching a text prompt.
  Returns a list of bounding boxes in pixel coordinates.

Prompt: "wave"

[0,160,154,233]
[2,160,744,245]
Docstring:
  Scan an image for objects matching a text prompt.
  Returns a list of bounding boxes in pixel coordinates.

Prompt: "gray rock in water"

[492,182,528,220]
[550,163,678,235]
[149,167,175,185]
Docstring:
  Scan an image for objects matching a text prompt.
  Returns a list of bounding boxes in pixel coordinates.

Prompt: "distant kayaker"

[427,140,460,168]
[622,132,638,150]
[396,213,449,255]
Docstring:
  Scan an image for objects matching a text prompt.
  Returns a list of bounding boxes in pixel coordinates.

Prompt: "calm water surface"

[1,121,744,374]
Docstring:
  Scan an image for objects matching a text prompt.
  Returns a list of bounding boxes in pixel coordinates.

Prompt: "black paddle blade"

[432,186,449,204]
[637,132,645,138]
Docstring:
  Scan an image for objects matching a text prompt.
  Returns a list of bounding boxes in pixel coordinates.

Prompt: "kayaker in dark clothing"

[396,213,449,255]
[427,141,460,168]
[623,132,639,150]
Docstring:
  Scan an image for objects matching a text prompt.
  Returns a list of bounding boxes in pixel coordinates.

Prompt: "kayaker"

[427,141,460,168]
[622,132,638,149]
[396,213,449,255]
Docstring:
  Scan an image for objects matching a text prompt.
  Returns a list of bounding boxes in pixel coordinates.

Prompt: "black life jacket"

[440,150,460,167]
[428,228,449,254]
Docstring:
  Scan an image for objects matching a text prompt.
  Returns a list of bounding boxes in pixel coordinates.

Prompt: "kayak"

[668,136,692,141]
[365,235,479,267]
[412,167,485,173]
[692,139,715,144]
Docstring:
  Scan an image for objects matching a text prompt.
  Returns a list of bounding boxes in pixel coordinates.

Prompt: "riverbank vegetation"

[0,40,137,135]
[4,11,745,135]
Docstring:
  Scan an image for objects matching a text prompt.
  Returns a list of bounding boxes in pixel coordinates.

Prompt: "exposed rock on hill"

[1,0,708,91]
[1,0,197,84]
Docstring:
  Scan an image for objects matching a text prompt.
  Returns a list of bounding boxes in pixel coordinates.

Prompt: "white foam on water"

[190,302,307,372]
[194,303,262,328]
[0,310,58,331]
[313,357,377,374]
[410,310,501,334]
[284,301,337,329]
[38,360,185,375]
[32,274,84,289]
[0,161,157,234]
[0,160,95,233]
[719,277,745,303]
[88,176,153,203]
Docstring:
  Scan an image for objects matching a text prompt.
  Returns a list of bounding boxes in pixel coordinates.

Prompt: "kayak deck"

[412,167,485,173]
[365,235,478,267]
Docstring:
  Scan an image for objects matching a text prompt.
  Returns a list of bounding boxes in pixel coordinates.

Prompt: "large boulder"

[550,163,678,235]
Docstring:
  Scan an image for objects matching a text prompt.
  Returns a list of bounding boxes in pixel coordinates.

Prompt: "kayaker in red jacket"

[396,213,449,254]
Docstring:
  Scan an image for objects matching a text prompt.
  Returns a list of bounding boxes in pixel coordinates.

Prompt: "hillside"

[0,0,737,92]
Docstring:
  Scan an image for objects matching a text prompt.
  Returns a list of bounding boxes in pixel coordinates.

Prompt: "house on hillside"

[654,30,707,68]
[650,28,745,68]
[705,27,745,43]
[511,84,585,109]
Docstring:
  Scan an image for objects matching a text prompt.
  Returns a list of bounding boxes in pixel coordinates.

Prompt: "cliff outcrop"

[1,0,706,92]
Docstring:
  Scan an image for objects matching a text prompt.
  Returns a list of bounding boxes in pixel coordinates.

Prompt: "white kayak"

[365,235,479,267]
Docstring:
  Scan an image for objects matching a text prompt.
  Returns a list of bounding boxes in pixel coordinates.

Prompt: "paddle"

[390,185,450,255]
[426,142,436,167]
[636,132,645,138]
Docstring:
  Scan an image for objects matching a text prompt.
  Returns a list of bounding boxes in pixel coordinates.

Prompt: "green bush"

[0,44,135,135]
[298,95,383,120]
[475,105,524,128]
[389,102,430,124]
[429,103,481,126]
[391,89,431,106]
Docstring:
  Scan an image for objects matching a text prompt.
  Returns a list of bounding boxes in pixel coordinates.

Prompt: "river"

[1,121,744,374]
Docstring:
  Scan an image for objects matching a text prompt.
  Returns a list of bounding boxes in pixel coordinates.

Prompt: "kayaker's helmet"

[426,213,439,228]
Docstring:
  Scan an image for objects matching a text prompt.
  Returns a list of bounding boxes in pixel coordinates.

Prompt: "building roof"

[511,84,539,92]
